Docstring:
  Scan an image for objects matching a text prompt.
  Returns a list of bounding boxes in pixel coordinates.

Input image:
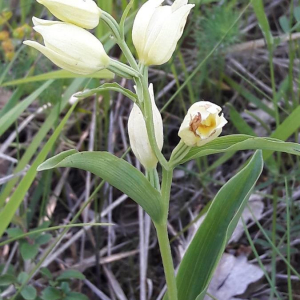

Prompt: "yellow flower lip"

[189,113,217,138]
[178,101,228,147]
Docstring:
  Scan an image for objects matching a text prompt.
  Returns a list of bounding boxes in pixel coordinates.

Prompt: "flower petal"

[146,4,194,65]
[132,0,164,62]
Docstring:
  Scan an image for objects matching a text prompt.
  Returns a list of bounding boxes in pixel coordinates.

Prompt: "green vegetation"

[1,0,300,299]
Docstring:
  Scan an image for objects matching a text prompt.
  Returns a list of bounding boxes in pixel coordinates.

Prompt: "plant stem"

[101,11,139,71]
[154,168,178,300]
[108,59,140,78]
[117,39,139,70]
[155,223,178,300]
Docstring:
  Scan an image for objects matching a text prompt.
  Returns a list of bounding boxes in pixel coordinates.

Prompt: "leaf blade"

[38,151,164,224]
[1,69,114,87]
[172,151,264,300]
[180,134,300,164]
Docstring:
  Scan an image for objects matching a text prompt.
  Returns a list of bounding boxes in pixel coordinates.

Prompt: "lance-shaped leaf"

[165,150,263,300]
[74,83,138,103]
[180,134,300,164]
[38,151,164,224]
[1,69,114,87]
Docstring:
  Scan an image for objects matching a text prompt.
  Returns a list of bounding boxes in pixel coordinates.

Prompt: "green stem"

[148,167,176,299]
[156,168,177,299]
[108,59,140,78]
[101,11,122,40]
[101,11,139,71]
[169,140,191,168]
[117,39,139,71]
[155,223,178,300]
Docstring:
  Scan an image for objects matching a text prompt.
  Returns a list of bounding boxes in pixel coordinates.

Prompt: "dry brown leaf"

[204,253,264,300]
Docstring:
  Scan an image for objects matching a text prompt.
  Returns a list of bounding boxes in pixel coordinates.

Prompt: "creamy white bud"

[132,0,194,66]
[24,18,110,75]
[128,84,164,169]
[36,0,102,29]
[178,101,227,147]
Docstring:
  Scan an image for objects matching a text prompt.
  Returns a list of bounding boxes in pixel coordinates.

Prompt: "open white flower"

[36,0,102,29]
[128,84,164,170]
[178,101,227,147]
[24,17,110,75]
[132,0,194,66]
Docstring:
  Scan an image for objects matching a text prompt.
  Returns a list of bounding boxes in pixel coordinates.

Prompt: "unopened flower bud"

[132,0,194,66]
[24,17,110,75]
[128,84,164,169]
[36,0,102,29]
[178,101,227,147]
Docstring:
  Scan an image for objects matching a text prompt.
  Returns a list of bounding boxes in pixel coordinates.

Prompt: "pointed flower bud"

[132,0,194,66]
[36,0,102,29]
[178,101,227,147]
[24,17,110,75]
[128,84,164,170]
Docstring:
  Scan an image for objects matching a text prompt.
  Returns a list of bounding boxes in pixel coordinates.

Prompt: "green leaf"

[252,0,273,48]
[17,272,29,285]
[6,228,24,238]
[37,150,77,171]
[38,151,164,224]
[20,285,37,300]
[120,0,134,38]
[0,274,16,286]
[57,270,85,281]
[41,287,61,300]
[279,15,290,33]
[170,151,263,300]
[75,83,138,103]
[63,292,88,300]
[263,105,300,160]
[40,268,53,280]
[294,6,300,22]
[20,242,39,260]
[35,234,52,245]
[180,135,300,164]
[60,282,70,294]
[1,69,114,87]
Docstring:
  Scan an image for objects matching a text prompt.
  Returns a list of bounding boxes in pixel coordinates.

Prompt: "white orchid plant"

[23,0,300,299]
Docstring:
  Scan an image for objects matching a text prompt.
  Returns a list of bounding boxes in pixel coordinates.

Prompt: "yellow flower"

[132,0,194,66]
[24,18,110,75]
[128,84,164,169]
[36,0,102,29]
[0,30,9,41]
[178,101,227,147]
[2,39,14,52]
[13,24,31,39]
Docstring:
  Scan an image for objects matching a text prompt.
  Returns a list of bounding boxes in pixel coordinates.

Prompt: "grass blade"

[0,101,78,237]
